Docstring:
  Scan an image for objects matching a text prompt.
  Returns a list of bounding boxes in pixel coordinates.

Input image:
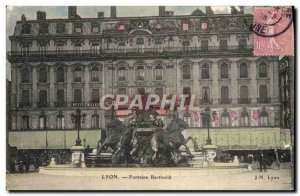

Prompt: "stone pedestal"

[71,145,86,168]
[202,144,217,167]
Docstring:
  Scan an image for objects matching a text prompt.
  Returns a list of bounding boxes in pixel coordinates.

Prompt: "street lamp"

[71,108,87,146]
[205,106,212,145]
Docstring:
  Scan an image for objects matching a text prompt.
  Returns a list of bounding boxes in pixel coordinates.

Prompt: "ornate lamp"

[71,108,87,146]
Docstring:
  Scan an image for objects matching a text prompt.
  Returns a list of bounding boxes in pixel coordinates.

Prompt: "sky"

[6,6,253,80]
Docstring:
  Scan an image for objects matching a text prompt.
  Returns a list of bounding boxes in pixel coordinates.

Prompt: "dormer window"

[201,22,208,30]
[92,26,99,33]
[57,23,65,34]
[39,23,49,35]
[21,23,31,34]
[74,23,83,34]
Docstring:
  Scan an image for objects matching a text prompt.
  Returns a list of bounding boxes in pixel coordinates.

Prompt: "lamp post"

[205,106,212,145]
[71,108,87,146]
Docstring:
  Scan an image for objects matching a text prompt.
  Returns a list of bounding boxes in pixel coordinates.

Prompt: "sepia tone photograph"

[5,5,295,191]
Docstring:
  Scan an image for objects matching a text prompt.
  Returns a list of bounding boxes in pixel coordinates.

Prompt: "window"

[155,88,163,97]
[21,90,30,107]
[56,67,64,83]
[136,38,144,45]
[74,89,82,103]
[260,111,268,126]
[91,89,100,103]
[21,67,30,83]
[39,23,48,35]
[220,39,228,51]
[21,23,31,34]
[21,47,30,56]
[201,63,209,79]
[240,111,249,126]
[202,87,210,103]
[201,40,208,51]
[91,43,100,54]
[118,88,127,95]
[154,66,163,80]
[21,115,29,130]
[56,44,63,55]
[182,65,191,79]
[56,113,65,129]
[220,63,229,79]
[238,39,247,49]
[221,112,230,127]
[56,23,65,34]
[221,86,229,104]
[92,26,99,33]
[183,87,191,95]
[92,114,100,128]
[74,67,82,82]
[118,24,125,31]
[201,22,208,30]
[75,24,82,33]
[39,114,47,129]
[118,67,126,81]
[91,67,100,82]
[240,86,249,103]
[183,113,191,127]
[56,89,65,107]
[148,38,152,46]
[38,90,48,107]
[39,67,47,83]
[137,88,145,95]
[136,66,145,81]
[259,62,268,78]
[240,63,248,78]
[182,40,190,47]
[39,46,47,55]
[259,85,269,103]
[168,37,174,48]
[74,44,82,55]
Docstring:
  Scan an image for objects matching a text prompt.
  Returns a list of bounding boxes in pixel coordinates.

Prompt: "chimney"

[37,11,46,20]
[97,12,104,18]
[159,6,166,17]
[206,6,214,15]
[68,6,77,19]
[239,6,244,14]
[111,6,116,18]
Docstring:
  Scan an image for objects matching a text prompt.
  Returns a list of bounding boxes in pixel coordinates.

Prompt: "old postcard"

[6,6,295,191]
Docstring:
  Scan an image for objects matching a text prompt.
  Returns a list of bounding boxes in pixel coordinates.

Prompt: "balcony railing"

[19,102,31,108]
[199,98,213,105]
[7,45,253,58]
[238,98,251,104]
[257,97,271,103]
[37,102,50,108]
[219,98,232,104]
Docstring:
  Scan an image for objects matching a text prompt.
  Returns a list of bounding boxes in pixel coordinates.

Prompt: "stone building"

[7,6,290,151]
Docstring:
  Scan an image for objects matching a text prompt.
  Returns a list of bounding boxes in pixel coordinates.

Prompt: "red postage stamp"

[253,6,294,56]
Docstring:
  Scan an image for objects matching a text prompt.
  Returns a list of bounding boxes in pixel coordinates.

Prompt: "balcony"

[37,102,50,108]
[19,102,31,108]
[219,98,232,104]
[199,98,213,105]
[257,97,271,103]
[54,101,66,107]
[238,98,251,104]
[7,45,253,62]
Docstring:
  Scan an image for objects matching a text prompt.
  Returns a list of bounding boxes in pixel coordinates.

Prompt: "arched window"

[39,113,47,129]
[21,115,29,130]
[56,67,65,83]
[260,110,268,126]
[259,62,268,78]
[220,86,229,104]
[91,89,100,103]
[240,86,249,104]
[56,89,65,107]
[259,85,269,103]
[168,36,174,48]
[74,89,82,103]
[39,67,47,83]
[154,66,163,80]
[221,111,230,127]
[21,67,30,83]
[220,63,228,79]
[91,66,100,82]
[182,65,191,79]
[38,90,48,107]
[56,112,64,129]
[240,63,248,78]
[240,110,249,126]
[238,39,247,49]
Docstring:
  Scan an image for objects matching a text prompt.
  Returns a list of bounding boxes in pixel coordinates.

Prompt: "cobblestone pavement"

[6,168,293,191]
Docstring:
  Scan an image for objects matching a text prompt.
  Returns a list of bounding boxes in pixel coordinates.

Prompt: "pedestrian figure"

[258,151,267,172]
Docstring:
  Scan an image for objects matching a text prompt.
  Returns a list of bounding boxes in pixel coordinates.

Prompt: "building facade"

[7,6,290,151]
